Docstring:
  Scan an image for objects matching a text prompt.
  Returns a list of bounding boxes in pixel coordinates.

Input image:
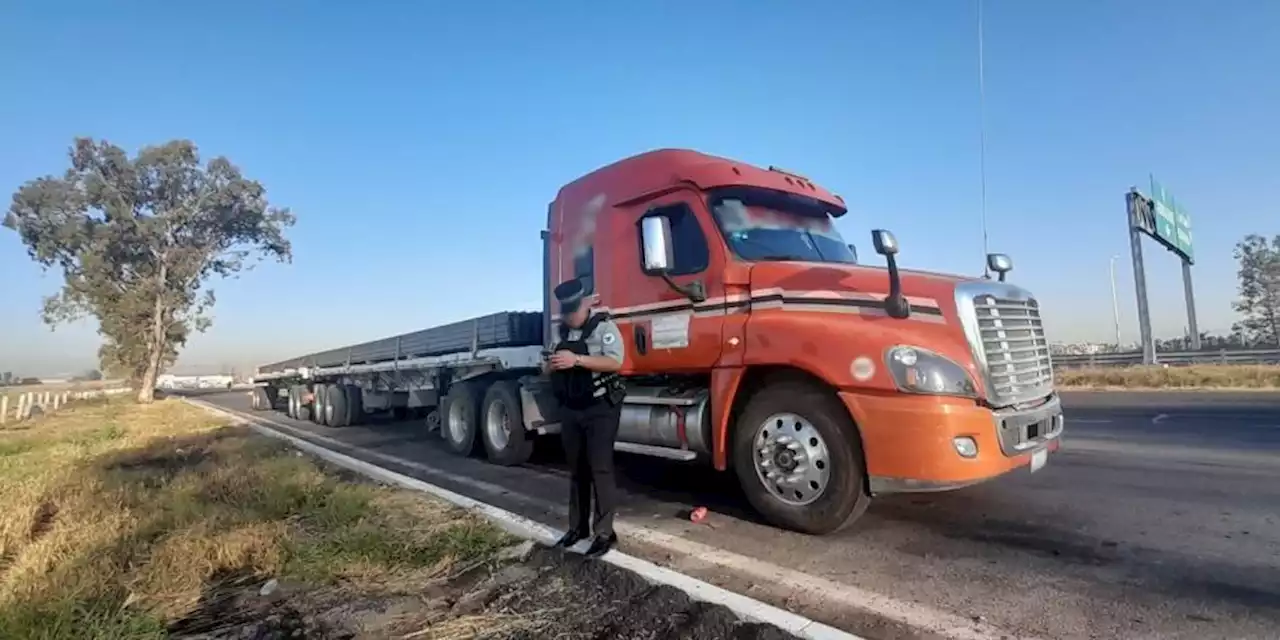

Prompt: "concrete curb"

[186,398,862,640]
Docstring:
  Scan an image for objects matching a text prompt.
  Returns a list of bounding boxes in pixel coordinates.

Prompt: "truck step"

[614,442,697,461]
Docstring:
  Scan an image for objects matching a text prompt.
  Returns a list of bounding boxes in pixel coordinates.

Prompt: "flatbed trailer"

[251,148,1065,535]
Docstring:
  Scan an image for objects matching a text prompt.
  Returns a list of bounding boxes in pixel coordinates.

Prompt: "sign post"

[1125,178,1200,362]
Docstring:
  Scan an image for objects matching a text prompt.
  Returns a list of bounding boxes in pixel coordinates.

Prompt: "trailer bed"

[257,311,544,374]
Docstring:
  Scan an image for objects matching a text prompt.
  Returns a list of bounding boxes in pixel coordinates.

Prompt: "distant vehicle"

[250,149,1062,535]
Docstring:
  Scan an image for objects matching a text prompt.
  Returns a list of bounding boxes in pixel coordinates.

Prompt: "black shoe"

[553,529,586,549]
[584,533,617,558]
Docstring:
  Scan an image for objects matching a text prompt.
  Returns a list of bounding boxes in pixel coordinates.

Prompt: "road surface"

[192,390,1280,640]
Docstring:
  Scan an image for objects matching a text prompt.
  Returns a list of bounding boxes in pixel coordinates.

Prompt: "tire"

[731,377,871,535]
[342,384,364,426]
[293,385,313,422]
[441,382,483,457]
[480,380,534,466]
[287,385,300,418]
[251,387,271,411]
[325,384,349,427]
[311,384,327,424]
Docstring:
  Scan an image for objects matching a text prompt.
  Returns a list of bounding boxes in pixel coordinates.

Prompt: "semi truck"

[250,148,1064,535]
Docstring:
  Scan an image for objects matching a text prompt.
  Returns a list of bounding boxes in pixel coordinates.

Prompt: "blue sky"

[2,1,1278,376]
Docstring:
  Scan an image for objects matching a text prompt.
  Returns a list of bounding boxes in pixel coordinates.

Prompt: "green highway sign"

[1148,175,1194,263]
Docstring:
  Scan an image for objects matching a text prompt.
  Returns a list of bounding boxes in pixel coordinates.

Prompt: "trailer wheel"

[287,385,300,418]
[480,380,533,466]
[325,384,349,427]
[292,385,313,422]
[251,387,271,411]
[342,384,364,426]
[311,384,327,424]
[441,383,482,457]
[731,378,871,535]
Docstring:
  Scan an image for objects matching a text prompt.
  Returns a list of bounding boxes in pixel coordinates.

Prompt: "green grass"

[0,397,512,639]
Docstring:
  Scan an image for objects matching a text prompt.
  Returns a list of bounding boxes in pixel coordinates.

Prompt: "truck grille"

[972,294,1053,404]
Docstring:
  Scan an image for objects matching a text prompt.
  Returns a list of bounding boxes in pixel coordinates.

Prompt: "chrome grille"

[972,294,1053,404]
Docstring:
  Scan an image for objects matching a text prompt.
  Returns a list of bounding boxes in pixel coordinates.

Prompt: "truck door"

[620,190,728,375]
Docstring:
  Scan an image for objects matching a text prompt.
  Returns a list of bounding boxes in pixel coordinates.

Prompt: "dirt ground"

[169,542,801,640]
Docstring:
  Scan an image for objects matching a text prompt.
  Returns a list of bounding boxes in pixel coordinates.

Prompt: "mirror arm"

[660,273,706,302]
[883,254,911,319]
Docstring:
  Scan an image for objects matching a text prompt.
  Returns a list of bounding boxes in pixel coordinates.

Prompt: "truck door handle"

[634,324,648,355]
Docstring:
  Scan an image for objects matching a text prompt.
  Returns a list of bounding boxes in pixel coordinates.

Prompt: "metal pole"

[1109,255,1123,348]
[1182,260,1201,350]
[1127,191,1156,364]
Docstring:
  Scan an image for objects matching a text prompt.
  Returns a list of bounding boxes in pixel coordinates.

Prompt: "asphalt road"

[193,390,1280,640]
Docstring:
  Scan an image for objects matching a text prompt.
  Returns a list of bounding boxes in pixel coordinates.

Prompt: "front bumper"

[838,391,1063,495]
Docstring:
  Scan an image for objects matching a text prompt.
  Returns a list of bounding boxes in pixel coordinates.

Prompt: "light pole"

[1109,254,1123,348]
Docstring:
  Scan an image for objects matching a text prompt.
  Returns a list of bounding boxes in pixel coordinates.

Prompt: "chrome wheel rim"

[484,400,511,451]
[752,412,832,506]
[447,400,470,444]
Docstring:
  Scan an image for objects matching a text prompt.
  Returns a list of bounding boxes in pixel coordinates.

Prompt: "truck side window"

[574,246,595,294]
[647,204,709,276]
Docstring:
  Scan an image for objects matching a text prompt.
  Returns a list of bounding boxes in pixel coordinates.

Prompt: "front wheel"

[732,378,870,535]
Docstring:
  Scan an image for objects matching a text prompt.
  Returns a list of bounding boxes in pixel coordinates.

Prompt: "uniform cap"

[554,278,588,313]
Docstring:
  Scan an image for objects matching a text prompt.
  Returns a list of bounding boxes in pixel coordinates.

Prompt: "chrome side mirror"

[640,215,674,274]
[986,253,1012,282]
[872,229,899,256]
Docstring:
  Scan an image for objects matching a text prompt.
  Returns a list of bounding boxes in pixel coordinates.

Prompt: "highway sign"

[1148,175,1194,263]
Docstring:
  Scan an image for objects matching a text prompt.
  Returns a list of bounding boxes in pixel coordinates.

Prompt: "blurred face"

[563,304,590,329]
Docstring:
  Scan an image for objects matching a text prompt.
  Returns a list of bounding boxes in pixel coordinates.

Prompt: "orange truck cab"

[252,148,1063,536]
[533,149,1063,534]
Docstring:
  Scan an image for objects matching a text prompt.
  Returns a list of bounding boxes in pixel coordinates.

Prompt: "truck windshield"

[708,186,856,264]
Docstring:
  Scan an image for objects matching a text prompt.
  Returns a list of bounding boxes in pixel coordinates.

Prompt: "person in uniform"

[545,277,627,558]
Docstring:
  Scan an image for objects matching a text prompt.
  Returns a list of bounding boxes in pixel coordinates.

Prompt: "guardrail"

[1053,348,1280,368]
[0,386,132,425]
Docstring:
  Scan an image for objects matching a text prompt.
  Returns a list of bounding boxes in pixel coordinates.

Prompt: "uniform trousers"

[559,398,623,538]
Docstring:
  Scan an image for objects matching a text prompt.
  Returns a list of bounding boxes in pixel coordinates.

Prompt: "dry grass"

[1057,364,1280,390]
[0,397,512,638]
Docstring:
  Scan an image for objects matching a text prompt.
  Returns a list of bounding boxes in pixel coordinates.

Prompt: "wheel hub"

[752,412,832,507]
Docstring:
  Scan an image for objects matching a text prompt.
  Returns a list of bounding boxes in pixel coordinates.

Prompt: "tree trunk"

[137,268,168,403]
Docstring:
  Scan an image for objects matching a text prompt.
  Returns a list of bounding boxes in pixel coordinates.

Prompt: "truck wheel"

[731,378,871,535]
[287,385,300,418]
[251,387,271,411]
[325,384,349,427]
[311,384,327,424]
[293,385,313,422]
[480,380,534,466]
[343,384,364,426]
[441,383,482,457]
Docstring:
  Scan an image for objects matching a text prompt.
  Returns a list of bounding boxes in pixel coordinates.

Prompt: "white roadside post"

[1,395,8,425]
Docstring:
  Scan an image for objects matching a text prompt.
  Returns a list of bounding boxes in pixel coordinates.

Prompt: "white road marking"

[197,400,1035,640]
[1152,413,1170,424]
[189,399,857,640]
[1068,418,1113,424]
[1064,437,1280,469]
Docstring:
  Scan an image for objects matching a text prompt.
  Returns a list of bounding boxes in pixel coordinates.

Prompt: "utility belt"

[561,372,624,411]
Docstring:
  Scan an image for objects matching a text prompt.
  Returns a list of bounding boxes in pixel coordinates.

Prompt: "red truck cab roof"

[554,148,848,218]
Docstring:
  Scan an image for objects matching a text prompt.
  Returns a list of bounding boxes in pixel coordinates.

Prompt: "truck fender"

[710,366,747,471]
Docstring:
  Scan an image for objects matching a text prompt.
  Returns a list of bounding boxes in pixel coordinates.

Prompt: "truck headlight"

[885,346,978,398]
